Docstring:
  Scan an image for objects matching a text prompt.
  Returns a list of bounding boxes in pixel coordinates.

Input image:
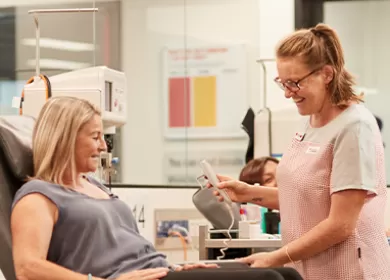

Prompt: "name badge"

[306,146,320,154]
[295,132,305,142]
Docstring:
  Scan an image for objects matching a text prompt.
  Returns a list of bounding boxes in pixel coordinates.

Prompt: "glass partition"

[181,0,260,185]
[121,0,261,186]
[0,0,123,181]
[0,0,262,186]
[324,0,390,184]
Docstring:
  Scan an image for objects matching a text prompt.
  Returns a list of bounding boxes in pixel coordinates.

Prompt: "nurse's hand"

[237,252,283,268]
[207,175,252,203]
[173,263,219,271]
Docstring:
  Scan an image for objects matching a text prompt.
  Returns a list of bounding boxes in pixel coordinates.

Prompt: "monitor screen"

[105,81,112,112]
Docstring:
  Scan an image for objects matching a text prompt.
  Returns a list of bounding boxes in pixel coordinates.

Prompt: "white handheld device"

[200,160,232,205]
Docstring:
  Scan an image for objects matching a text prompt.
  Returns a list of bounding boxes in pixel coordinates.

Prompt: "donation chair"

[0,115,35,280]
[0,115,302,280]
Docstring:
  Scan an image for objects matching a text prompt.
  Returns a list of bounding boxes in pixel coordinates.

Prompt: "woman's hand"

[115,268,169,280]
[237,252,284,268]
[174,263,219,271]
[207,174,252,203]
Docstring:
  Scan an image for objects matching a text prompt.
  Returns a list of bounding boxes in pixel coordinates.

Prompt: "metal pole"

[28,8,99,78]
[256,58,275,109]
[198,225,208,260]
[256,58,276,156]
[28,8,99,14]
[33,15,39,77]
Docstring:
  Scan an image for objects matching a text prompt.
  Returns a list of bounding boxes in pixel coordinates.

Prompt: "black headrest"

[0,115,35,180]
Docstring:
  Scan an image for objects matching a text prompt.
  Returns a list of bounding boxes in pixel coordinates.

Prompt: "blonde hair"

[276,23,363,107]
[32,96,101,186]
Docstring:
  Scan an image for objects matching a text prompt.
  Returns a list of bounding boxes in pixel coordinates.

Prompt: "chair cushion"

[0,116,35,180]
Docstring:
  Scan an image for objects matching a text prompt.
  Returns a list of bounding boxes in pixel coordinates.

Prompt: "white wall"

[324,0,390,228]
[121,0,294,186]
[121,0,257,185]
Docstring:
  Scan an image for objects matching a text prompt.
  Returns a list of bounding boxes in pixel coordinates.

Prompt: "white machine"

[17,8,127,183]
[254,105,305,160]
[22,66,127,134]
[20,66,127,182]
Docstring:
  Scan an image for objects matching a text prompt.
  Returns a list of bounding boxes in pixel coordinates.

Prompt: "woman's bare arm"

[11,193,104,280]
[214,176,280,210]
[247,185,279,210]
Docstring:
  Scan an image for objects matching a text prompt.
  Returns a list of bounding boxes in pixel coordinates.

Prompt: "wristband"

[285,246,295,264]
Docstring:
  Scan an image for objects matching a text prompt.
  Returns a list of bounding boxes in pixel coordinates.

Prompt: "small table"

[198,225,283,260]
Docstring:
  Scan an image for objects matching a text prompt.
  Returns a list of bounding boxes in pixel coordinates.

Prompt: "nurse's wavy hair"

[32,96,101,186]
[276,23,363,107]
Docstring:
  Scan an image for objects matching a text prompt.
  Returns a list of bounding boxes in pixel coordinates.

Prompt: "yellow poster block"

[193,76,217,127]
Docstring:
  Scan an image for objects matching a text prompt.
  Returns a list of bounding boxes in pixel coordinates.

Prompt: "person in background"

[239,157,279,188]
[375,115,383,132]
[211,23,390,279]
[375,115,385,148]
[239,157,280,234]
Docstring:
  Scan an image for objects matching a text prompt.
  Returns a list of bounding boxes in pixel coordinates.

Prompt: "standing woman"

[212,23,390,280]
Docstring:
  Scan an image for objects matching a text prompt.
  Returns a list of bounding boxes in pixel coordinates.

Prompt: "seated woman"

[10,97,217,280]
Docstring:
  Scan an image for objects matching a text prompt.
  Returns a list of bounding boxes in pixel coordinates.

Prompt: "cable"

[168,231,188,261]
[171,224,194,250]
[211,204,235,260]
[196,175,235,260]
[19,74,52,115]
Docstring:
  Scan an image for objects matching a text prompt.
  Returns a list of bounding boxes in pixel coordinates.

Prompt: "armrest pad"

[177,260,250,269]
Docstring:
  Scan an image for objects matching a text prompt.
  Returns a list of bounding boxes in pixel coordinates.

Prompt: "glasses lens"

[275,80,285,91]
[285,81,300,92]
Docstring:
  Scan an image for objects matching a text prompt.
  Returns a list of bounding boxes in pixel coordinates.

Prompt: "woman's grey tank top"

[12,178,169,279]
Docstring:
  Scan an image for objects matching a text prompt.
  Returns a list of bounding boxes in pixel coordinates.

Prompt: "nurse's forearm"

[270,218,350,265]
[247,186,279,210]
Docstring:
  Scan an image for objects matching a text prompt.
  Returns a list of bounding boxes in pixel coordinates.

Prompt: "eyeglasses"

[274,67,321,92]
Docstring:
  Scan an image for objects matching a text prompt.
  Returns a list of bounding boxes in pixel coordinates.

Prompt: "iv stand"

[28,8,99,79]
[256,58,275,110]
[256,58,276,157]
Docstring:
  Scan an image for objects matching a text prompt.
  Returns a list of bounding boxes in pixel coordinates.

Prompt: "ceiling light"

[27,59,91,70]
[22,37,95,52]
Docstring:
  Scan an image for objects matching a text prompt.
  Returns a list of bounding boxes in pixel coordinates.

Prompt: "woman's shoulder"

[18,179,53,193]
[13,179,66,209]
[341,104,379,131]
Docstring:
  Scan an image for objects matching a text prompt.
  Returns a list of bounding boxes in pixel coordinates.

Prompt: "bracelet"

[168,264,180,271]
[285,246,295,264]
[88,273,92,280]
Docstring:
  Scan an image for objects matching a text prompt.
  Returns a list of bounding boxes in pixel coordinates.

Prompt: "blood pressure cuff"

[192,187,241,232]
